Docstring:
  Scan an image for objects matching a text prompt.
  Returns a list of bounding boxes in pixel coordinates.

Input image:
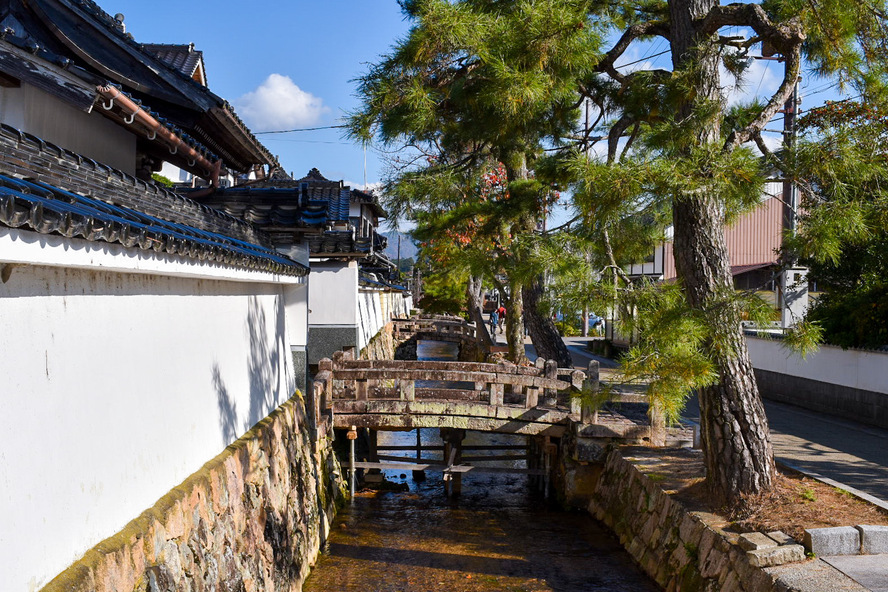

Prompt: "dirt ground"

[626,447,888,542]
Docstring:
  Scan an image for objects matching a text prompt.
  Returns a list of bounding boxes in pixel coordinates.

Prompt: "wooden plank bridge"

[391,314,479,346]
[316,351,588,437]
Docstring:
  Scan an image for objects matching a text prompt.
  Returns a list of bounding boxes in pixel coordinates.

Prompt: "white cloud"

[234,74,329,131]
[346,180,383,193]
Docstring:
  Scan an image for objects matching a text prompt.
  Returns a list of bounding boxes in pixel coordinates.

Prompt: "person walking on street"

[488,309,498,337]
[496,305,506,334]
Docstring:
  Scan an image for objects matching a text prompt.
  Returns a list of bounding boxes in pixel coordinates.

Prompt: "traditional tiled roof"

[306,231,371,255]
[352,187,387,218]
[296,167,335,185]
[198,168,383,261]
[0,173,306,276]
[201,187,328,228]
[360,271,406,291]
[0,123,263,244]
[143,43,204,83]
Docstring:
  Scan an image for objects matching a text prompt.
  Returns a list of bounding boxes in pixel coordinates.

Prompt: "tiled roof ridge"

[0,123,267,245]
[141,42,198,50]
[0,173,307,277]
[298,167,334,183]
[0,26,101,84]
[65,0,128,38]
[141,42,207,86]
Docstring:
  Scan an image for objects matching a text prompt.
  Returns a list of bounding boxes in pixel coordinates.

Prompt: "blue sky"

[108,0,412,190]
[108,1,847,231]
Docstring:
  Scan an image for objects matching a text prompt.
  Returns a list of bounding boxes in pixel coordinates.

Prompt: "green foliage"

[417,263,469,314]
[763,0,888,99]
[618,282,718,426]
[151,173,173,187]
[807,285,888,349]
[789,101,888,348]
[349,0,602,161]
[395,257,415,276]
[781,320,825,358]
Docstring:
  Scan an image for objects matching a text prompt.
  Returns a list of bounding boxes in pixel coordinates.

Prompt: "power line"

[254,124,348,135]
[614,49,670,69]
[263,138,353,145]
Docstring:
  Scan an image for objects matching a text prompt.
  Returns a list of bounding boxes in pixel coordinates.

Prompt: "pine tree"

[348,0,600,366]
[573,0,888,504]
[353,0,888,507]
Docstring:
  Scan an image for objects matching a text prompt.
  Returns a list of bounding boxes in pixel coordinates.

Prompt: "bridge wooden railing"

[318,350,585,412]
[391,315,477,342]
[310,351,673,445]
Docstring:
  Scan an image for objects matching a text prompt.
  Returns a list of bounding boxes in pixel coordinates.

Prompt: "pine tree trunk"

[669,0,775,504]
[465,275,491,347]
[506,279,528,364]
[523,279,572,367]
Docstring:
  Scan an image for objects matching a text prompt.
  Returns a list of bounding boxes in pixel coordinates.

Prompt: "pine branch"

[595,21,671,83]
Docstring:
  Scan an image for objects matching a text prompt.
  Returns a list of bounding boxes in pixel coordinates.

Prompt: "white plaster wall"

[0,83,136,174]
[358,288,384,351]
[357,288,413,351]
[0,262,299,591]
[308,260,358,326]
[284,283,309,349]
[746,336,888,394]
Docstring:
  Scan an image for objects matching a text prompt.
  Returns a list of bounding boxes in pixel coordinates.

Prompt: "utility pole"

[779,76,808,329]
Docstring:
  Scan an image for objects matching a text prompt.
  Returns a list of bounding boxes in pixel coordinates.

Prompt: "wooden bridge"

[308,344,684,497]
[317,350,585,436]
[310,348,673,444]
[391,315,479,347]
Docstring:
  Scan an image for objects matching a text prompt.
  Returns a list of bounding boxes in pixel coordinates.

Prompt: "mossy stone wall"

[588,448,779,592]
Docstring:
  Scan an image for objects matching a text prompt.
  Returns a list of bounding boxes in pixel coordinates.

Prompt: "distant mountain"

[382,230,419,261]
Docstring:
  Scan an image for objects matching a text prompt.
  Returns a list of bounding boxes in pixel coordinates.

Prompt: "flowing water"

[303,341,660,592]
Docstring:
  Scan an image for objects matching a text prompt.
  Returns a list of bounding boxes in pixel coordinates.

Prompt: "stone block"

[746,544,805,567]
[803,526,860,556]
[738,532,778,551]
[766,531,795,546]
[856,524,888,554]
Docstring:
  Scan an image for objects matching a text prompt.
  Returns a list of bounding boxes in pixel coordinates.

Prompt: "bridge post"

[399,378,415,402]
[543,360,558,407]
[525,385,539,409]
[412,428,426,482]
[581,360,600,424]
[489,382,504,406]
[440,428,466,497]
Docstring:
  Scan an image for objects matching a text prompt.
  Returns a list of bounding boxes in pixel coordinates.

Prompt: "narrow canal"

[303,341,660,592]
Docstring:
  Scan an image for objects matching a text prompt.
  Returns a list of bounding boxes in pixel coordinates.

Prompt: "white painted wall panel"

[308,261,358,326]
[0,263,298,591]
[746,336,888,394]
[356,288,413,351]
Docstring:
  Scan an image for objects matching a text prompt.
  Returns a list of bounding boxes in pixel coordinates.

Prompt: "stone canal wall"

[587,448,781,592]
[360,321,398,361]
[41,393,344,592]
